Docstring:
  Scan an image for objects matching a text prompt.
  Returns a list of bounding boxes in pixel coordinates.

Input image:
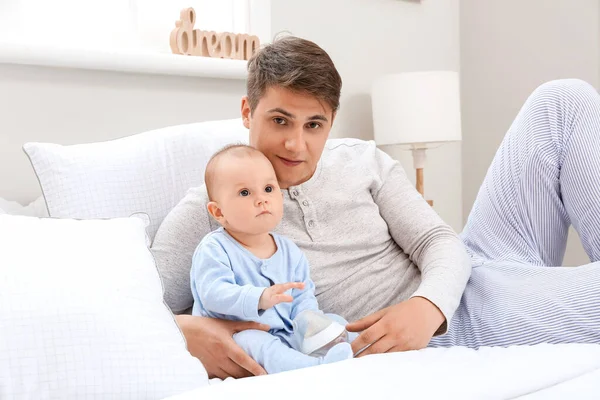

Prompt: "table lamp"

[371,70,462,206]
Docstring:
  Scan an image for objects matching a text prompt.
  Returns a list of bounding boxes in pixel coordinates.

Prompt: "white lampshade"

[371,71,462,147]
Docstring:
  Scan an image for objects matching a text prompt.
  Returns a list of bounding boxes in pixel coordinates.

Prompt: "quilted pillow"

[23,118,248,241]
[0,214,209,399]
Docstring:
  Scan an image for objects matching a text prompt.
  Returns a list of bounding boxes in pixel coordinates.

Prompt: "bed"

[166,344,600,399]
[2,118,600,399]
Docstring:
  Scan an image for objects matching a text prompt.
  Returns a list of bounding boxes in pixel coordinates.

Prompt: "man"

[152,36,600,379]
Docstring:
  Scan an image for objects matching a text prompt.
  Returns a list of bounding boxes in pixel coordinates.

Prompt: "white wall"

[460,0,600,265]
[0,65,245,204]
[272,0,463,232]
[1,0,462,232]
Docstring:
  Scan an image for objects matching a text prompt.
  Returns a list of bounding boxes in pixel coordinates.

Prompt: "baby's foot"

[323,342,353,363]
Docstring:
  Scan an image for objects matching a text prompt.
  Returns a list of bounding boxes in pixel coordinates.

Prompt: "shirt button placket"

[291,187,318,240]
[303,200,318,239]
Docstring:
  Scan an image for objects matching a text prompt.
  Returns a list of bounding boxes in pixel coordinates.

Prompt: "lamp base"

[413,150,434,207]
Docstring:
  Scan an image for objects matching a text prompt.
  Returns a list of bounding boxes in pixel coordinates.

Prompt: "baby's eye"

[265,185,273,193]
[239,189,250,197]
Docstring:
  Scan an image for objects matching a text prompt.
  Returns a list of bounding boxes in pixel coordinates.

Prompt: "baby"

[190,144,353,374]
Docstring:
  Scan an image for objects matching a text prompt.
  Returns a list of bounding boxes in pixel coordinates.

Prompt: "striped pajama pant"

[429,79,600,348]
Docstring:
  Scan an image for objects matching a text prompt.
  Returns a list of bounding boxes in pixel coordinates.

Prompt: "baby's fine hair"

[204,144,264,201]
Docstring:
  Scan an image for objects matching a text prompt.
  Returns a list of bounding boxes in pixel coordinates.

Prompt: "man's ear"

[241,96,251,129]
[331,110,337,127]
[207,201,225,224]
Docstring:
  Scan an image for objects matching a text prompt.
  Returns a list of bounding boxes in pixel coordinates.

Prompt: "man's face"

[241,87,335,189]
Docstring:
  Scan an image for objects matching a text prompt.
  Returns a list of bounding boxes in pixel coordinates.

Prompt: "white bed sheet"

[163,343,600,399]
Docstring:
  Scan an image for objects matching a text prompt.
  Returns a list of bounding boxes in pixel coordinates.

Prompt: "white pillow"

[23,118,248,241]
[0,214,208,399]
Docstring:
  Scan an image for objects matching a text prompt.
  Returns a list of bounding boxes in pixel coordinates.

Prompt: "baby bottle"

[292,310,350,357]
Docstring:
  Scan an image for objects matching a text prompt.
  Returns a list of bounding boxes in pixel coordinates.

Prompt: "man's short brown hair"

[246,35,342,114]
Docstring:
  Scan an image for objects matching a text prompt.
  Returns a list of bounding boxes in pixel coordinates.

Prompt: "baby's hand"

[258,282,305,310]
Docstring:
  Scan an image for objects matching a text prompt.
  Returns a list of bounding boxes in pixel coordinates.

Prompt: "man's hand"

[258,282,305,310]
[346,297,445,357]
[175,314,269,379]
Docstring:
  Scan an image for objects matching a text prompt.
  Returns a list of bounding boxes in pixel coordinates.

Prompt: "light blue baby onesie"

[190,227,352,374]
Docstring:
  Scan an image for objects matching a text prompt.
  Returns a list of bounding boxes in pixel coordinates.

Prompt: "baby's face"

[213,155,283,235]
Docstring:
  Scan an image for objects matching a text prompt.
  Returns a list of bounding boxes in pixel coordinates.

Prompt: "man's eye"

[273,117,287,125]
[239,189,250,197]
[265,185,273,193]
[307,122,321,129]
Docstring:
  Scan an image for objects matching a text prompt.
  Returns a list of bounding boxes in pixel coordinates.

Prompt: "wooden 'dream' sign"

[170,7,260,60]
